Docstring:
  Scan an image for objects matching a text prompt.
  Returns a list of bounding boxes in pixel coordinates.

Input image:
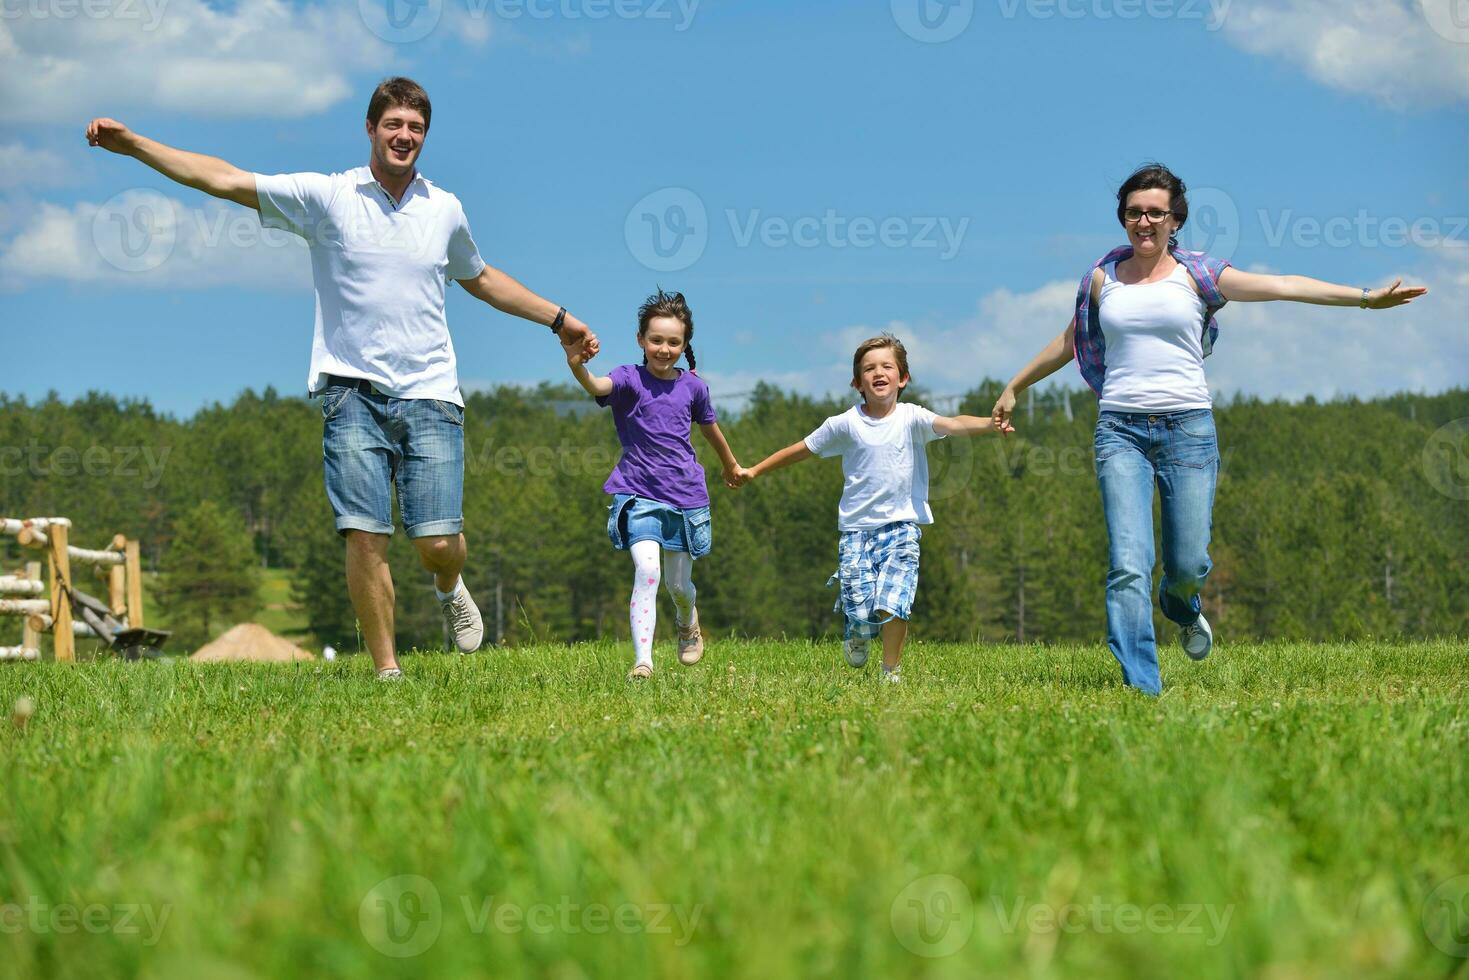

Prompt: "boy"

[740,335,1011,681]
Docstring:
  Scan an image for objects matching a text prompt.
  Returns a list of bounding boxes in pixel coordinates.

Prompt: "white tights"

[629,539,697,668]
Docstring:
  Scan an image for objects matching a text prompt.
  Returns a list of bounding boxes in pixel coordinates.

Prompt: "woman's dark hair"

[1116,162,1188,247]
[637,288,696,372]
[367,77,432,131]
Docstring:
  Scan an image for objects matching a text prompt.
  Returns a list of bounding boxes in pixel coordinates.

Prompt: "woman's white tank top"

[1097,260,1212,414]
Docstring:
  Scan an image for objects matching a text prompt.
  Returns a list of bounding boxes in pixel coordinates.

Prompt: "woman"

[992,163,1426,695]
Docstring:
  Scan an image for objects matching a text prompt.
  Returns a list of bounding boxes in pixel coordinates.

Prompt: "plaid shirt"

[1072,245,1231,396]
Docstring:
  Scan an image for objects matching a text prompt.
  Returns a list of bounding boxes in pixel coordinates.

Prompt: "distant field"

[1,640,1467,979]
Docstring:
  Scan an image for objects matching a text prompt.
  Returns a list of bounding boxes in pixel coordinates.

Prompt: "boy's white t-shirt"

[803,401,945,531]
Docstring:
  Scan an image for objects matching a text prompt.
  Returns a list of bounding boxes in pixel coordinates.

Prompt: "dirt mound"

[190,623,314,663]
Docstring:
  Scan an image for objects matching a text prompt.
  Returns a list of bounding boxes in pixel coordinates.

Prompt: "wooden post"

[109,565,126,616]
[21,561,41,654]
[125,539,144,629]
[49,523,74,663]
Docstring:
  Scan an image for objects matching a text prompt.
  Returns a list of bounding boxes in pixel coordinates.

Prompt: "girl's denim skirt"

[607,494,712,558]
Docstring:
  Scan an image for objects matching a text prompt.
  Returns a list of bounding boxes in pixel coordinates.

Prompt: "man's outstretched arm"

[86,117,259,210]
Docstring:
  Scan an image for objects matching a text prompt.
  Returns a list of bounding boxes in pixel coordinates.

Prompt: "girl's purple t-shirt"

[596,364,717,509]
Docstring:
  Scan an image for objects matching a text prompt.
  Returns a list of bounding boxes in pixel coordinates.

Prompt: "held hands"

[85,118,137,155]
[559,312,599,365]
[1363,279,1428,309]
[723,465,756,489]
[990,387,1018,436]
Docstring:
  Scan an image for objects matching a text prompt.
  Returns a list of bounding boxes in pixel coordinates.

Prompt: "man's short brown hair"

[367,77,432,131]
[852,333,910,384]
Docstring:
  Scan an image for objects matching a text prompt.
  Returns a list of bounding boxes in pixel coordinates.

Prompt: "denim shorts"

[606,494,712,558]
[319,383,465,538]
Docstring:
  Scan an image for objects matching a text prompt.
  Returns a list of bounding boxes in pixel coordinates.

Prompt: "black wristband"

[550,307,567,334]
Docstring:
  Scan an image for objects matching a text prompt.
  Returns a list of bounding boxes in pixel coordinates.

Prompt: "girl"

[568,289,743,679]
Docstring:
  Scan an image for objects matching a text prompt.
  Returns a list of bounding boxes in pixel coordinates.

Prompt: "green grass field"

[2,639,1467,979]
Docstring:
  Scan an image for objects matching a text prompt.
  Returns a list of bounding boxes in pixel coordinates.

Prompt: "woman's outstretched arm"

[1217,269,1427,307]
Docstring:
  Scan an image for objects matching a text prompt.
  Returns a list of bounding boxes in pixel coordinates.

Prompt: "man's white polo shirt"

[255,166,486,406]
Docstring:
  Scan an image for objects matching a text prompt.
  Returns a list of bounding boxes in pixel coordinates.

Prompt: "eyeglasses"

[1123,208,1175,224]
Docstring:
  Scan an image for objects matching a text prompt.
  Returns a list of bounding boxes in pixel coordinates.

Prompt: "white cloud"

[0,0,391,123]
[0,142,76,188]
[1218,0,1469,108]
[0,189,311,290]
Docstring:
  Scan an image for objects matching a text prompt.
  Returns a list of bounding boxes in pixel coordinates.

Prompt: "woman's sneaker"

[880,664,901,684]
[376,666,403,681]
[677,609,704,665]
[1180,613,1213,660]
[843,637,869,668]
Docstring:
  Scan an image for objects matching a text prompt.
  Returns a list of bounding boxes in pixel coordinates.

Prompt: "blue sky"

[2,0,1466,417]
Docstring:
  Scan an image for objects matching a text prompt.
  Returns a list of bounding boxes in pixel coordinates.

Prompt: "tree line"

[2,382,1466,652]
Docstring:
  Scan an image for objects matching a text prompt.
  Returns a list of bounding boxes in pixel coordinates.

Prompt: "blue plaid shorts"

[827,521,922,642]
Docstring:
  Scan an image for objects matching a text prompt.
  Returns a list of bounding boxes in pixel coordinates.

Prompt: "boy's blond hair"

[851,334,910,385]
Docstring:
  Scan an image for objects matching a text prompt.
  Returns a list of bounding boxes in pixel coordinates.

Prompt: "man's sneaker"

[880,664,901,684]
[1181,613,1213,661]
[628,663,653,681]
[677,609,704,666]
[843,637,870,668]
[440,584,484,653]
[377,666,403,681]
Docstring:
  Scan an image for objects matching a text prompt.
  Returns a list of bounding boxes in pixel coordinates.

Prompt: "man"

[86,77,600,678]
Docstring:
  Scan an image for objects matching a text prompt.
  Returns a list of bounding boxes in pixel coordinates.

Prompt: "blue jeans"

[1095,408,1218,695]
[320,383,465,538]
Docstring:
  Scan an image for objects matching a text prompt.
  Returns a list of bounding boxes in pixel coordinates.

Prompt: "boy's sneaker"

[628,663,653,681]
[439,585,484,653]
[880,664,901,684]
[376,667,403,681]
[843,637,870,668]
[677,609,704,666]
[1180,613,1213,661]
